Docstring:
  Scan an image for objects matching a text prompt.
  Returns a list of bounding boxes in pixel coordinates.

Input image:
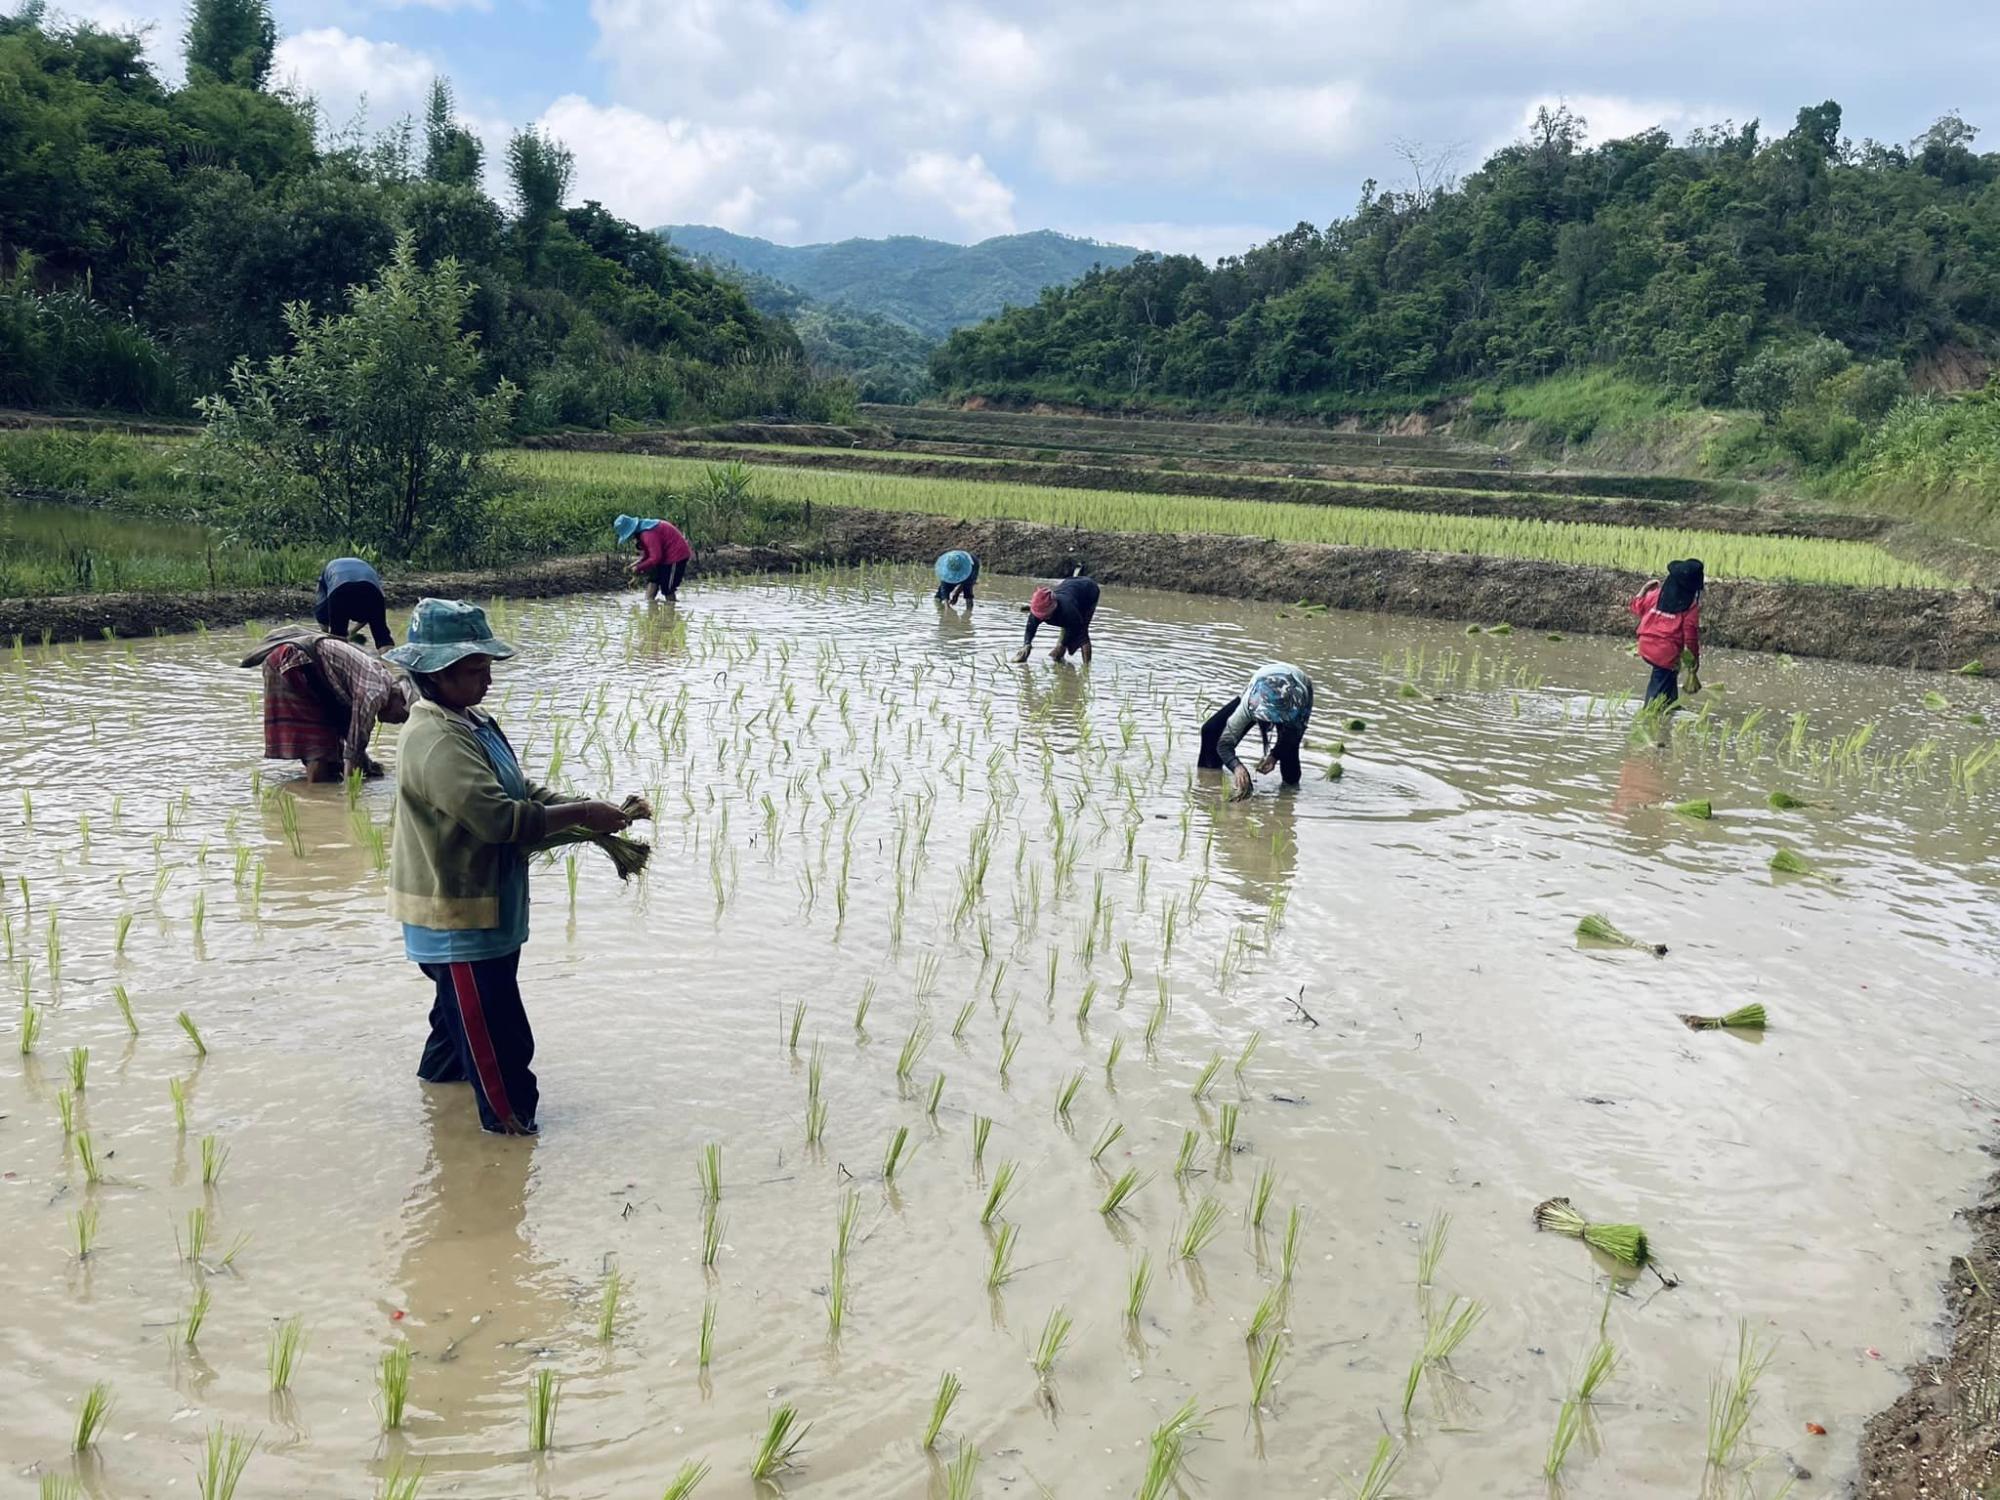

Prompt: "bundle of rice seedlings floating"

[71,1380,113,1453]
[750,1405,809,1479]
[1574,912,1668,957]
[378,1343,413,1429]
[1769,846,1834,880]
[1679,1003,1768,1031]
[922,1371,962,1449]
[1030,1305,1073,1376]
[661,1459,709,1500]
[526,1367,561,1452]
[268,1315,306,1390]
[1671,799,1713,819]
[1923,690,1952,712]
[1956,660,1984,676]
[195,1425,255,1500]
[1533,1196,1650,1267]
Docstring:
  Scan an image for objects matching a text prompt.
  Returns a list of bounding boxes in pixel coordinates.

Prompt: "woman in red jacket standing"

[1630,558,1704,708]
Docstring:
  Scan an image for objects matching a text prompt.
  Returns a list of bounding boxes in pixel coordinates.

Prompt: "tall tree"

[505,125,574,272]
[423,77,483,187]
[183,0,276,89]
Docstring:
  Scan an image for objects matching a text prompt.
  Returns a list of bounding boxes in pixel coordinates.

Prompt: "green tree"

[506,126,574,274]
[423,77,483,187]
[196,233,517,557]
[183,0,275,88]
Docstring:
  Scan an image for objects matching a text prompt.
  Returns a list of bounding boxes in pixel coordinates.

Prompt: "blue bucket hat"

[383,598,518,675]
[1247,662,1311,727]
[614,514,642,545]
[936,549,975,585]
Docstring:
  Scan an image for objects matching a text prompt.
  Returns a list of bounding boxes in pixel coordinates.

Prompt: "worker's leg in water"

[1644,663,1679,708]
[665,560,686,600]
[418,953,539,1134]
[416,977,468,1084]
[1277,725,1305,785]
[302,758,342,783]
[1196,698,1240,769]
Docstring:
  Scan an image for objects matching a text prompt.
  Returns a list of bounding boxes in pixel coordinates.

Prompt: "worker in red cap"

[1014,564,1100,664]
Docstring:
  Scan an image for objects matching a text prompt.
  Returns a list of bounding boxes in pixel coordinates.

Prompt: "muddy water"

[3,572,1997,1499]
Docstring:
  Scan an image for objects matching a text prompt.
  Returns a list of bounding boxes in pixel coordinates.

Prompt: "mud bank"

[1859,1170,2000,1498]
[7,511,1990,671]
[526,431,1875,541]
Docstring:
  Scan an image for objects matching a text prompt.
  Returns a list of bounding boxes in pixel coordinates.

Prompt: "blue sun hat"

[1247,662,1312,727]
[384,598,518,674]
[613,514,643,545]
[936,549,976,586]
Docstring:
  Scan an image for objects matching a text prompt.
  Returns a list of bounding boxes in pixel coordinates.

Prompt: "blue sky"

[69,0,2000,261]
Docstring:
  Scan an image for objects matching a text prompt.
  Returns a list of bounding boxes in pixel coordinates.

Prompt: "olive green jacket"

[387,701,560,930]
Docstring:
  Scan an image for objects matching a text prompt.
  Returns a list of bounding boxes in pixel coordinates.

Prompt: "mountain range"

[655,227,1141,342]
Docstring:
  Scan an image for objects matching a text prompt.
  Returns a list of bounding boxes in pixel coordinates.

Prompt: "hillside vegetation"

[661,226,1141,341]
[0,2,849,430]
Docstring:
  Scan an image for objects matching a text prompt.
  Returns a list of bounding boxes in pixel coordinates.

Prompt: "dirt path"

[3,511,1994,671]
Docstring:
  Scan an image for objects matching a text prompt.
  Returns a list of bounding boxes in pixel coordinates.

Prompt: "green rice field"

[505,450,1951,589]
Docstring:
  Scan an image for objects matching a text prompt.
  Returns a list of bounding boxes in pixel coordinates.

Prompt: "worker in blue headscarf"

[315,557,394,648]
[1198,662,1315,799]
[934,549,979,608]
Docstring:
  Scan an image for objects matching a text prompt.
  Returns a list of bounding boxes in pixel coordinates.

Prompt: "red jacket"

[1630,584,1699,670]
[636,522,691,568]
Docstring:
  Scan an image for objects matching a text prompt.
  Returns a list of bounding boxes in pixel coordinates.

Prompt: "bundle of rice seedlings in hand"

[1575,913,1668,957]
[1533,1196,1650,1267]
[538,826,651,881]
[1679,1003,1767,1032]
[1671,799,1713,819]
[1765,791,1812,810]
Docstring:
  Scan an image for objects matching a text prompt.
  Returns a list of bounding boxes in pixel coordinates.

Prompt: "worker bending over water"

[935,549,980,608]
[315,557,394,647]
[247,626,413,782]
[1015,565,1099,664]
[1199,662,1315,799]
[615,514,693,603]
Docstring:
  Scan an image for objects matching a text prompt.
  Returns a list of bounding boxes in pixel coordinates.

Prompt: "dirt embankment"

[1859,1168,2000,1498]
[526,431,1878,542]
[7,512,1988,672]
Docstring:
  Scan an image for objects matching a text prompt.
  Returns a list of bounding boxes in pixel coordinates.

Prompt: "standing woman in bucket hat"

[1014,562,1100,664]
[934,549,980,608]
[386,599,646,1136]
[616,513,693,603]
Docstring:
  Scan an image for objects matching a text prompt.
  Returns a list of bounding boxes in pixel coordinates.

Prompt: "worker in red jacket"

[615,514,694,603]
[1630,558,1704,707]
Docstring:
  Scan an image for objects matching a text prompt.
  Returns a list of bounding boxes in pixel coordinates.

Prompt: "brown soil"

[4,511,1993,671]
[526,431,1877,542]
[1859,1166,2000,1499]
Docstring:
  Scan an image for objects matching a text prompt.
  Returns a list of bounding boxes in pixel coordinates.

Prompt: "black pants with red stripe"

[417,952,539,1134]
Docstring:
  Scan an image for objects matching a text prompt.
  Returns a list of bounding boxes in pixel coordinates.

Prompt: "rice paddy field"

[4,568,1999,1498]
[504,449,1949,589]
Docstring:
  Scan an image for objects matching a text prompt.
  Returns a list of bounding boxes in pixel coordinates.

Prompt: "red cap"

[1029,587,1056,619]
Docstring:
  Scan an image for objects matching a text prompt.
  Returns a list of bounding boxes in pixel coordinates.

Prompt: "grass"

[112,983,138,1034]
[169,1076,188,1132]
[1249,1164,1278,1230]
[1089,1119,1124,1162]
[510,448,1950,588]
[702,1203,724,1267]
[1250,1331,1286,1408]
[1345,1436,1402,1500]
[987,1223,1020,1287]
[944,1443,979,1500]
[1054,1070,1083,1121]
[1401,1296,1486,1418]
[74,1129,102,1185]
[1544,1396,1584,1478]
[180,1285,211,1347]
[661,1459,709,1500]
[1135,1398,1204,1500]
[697,1142,722,1204]
[1099,1168,1148,1216]
[1177,1197,1225,1260]
[527,1367,561,1452]
[981,1161,1019,1225]
[1173,1127,1201,1180]
[18,994,40,1054]
[378,1343,413,1429]
[922,1371,962,1448]
[268,1315,305,1390]
[1706,1320,1775,1469]
[72,1381,112,1452]
[1030,1305,1073,1375]
[377,1461,424,1500]
[1281,1204,1303,1283]
[826,1249,847,1336]
[882,1124,911,1181]
[971,1114,991,1166]
[897,1019,932,1080]
[66,1044,87,1093]
[201,1133,228,1185]
[195,1425,255,1500]
[177,1010,207,1054]
[598,1267,624,1342]
[1190,1050,1224,1100]
[1235,1029,1262,1078]
[1217,1101,1240,1152]
[1578,1337,1618,1402]
[698,1297,716,1368]
[1416,1210,1449,1286]
[1125,1254,1154,1322]
[68,1203,97,1259]
[749,1404,810,1479]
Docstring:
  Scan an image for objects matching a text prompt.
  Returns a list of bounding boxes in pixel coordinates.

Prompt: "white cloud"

[375,0,492,10]
[892,151,1016,238]
[272,28,440,133]
[1080,220,1283,265]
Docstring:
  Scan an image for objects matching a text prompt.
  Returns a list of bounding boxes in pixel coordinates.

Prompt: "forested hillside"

[0,2,847,428]
[660,226,1140,341]
[692,262,937,403]
[932,103,2000,423]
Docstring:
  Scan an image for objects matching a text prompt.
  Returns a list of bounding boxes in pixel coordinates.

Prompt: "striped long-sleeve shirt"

[312,636,408,768]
